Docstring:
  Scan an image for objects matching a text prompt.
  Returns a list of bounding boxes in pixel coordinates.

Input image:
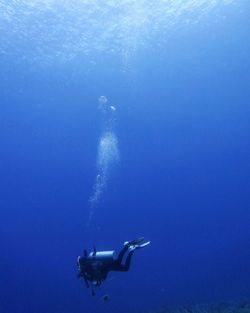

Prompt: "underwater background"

[0,1,250,313]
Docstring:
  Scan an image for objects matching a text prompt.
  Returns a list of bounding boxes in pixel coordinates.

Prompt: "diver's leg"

[115,245,129,266]
[123,250,134,271]
[112,238,149,271]
[112,250,134,272]
[115,238,146,266]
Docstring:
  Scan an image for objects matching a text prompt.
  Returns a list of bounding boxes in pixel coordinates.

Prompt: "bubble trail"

[87,96,119,224]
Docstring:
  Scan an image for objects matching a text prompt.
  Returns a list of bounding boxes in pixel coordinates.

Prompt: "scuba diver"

[77,237,150,295]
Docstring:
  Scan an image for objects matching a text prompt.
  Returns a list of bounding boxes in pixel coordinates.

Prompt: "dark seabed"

[0,1,250,313]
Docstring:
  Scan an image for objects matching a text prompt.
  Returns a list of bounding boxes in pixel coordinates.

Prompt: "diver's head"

[78,256,88,266]
[78,250,88,265]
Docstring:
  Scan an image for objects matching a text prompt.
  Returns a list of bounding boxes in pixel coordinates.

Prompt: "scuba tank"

[88,250,115,264]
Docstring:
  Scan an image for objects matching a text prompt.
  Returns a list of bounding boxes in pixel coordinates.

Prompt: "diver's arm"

[84,275,90,288]
[77,256,82,278]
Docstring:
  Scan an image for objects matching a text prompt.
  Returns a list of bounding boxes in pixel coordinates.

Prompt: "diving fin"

[129,241,150,251]
[137,241,150,249]
[124,237,145,247]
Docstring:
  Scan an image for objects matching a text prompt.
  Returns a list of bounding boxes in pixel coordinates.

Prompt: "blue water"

[0,1,250,313]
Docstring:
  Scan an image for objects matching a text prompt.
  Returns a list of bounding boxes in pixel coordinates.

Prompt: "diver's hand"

[77,271,83,278]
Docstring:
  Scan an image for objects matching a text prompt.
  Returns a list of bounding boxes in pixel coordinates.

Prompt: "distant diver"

[77,237,150,296]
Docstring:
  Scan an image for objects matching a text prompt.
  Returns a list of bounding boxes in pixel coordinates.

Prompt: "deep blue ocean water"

[0,1,250,313]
